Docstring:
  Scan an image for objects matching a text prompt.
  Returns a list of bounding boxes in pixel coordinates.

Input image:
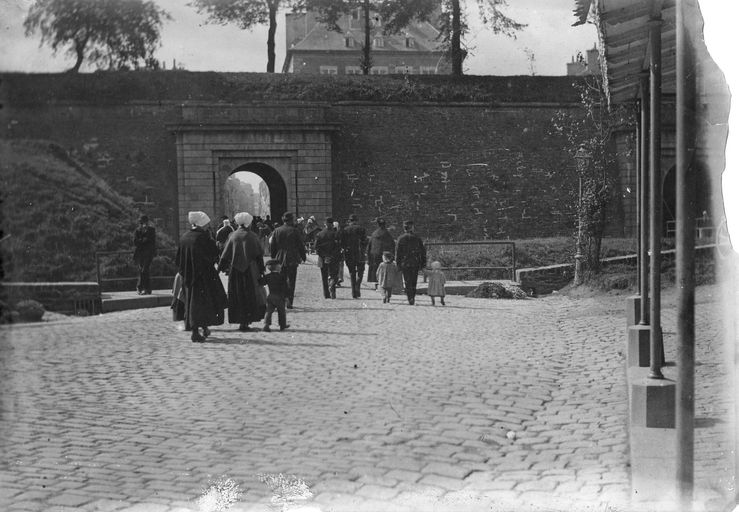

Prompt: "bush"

[466,282,528,299]
[15,299,45,322]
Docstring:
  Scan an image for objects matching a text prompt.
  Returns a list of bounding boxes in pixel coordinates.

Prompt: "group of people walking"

[166,210,447,343]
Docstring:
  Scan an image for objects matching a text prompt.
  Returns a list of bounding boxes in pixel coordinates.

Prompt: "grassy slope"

[0,139,174,281]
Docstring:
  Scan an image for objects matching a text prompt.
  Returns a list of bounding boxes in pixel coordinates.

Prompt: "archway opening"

[224,163,287,224]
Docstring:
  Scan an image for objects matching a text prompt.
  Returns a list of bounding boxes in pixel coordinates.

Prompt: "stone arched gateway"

[170,104,339,232]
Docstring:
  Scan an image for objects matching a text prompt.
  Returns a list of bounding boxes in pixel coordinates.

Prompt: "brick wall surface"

[1,73,597,242]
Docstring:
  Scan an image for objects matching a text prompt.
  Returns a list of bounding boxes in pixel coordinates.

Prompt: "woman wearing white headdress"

[218,212,266,331]
[176,211,227,342]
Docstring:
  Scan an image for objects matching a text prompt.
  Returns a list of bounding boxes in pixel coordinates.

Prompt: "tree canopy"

[189,0,291,73]
[24,0,171,73]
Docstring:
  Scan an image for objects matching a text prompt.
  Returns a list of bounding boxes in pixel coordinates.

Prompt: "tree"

[551,72,635,279]
[436,0,525,76]
[190,0,294,73]
[24,0,171,73]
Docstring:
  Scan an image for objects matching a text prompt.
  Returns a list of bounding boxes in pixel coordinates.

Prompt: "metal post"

[635,103,641,292]
[648,13,664,379]
[574,175,583,285]
[640,77,650,325]
[676,0,696,505]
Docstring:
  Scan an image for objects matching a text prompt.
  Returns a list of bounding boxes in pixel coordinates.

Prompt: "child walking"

[261,259,290,332]
[376,251,402,303]
[427,261,446,306]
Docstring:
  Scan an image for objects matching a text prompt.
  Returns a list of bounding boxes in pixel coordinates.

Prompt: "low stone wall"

[1,282,101,315]
[515,245,716,295]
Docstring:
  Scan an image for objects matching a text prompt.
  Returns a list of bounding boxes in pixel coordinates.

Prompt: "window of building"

[419,66,436,75]
[320,65,338,75]
[395,65,414,74]
[352,9,360,20]
[345,66,362,75]
[373,37,385,48]
[370,66,389,75]
[345,37,355,48]
[405,37,415,48]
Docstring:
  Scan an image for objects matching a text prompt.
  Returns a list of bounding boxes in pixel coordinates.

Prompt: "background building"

[566,45,600,76]
[282,10,449,75]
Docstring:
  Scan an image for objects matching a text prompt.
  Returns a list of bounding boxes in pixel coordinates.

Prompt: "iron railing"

[95,249,177,291]
[423,241,516,281]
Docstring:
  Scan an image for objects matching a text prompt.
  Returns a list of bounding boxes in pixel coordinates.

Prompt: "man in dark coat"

[341,213,368,298]
[215,216,234,253]
[133,214,156,295]
[395,220,427,305]
[314,217,342,299]
[176,211,227,342]
[269,212,306,308]
[366,218,395,290]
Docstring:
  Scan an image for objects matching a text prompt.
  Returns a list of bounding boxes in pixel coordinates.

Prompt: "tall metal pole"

[639,76,650,325]
[648,12,664,380]
[676,0,696,505]
[635,102,641,292]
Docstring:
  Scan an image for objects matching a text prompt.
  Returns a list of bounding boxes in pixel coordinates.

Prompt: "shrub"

[15,299,45,322]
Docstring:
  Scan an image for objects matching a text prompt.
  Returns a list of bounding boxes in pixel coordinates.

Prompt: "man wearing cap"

[314,217,342,299]
[341,214,368,298]
[133,215,156,295]
[395,220,427,305]
[269,212,306,308]
[219,212,267,332]
[177,211,227,342]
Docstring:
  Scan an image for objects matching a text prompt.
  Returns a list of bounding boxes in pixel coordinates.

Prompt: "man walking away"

[133,215,156,295]
[341,213,368,298]
[366,218,395,290]
[269,212,306,309]
[395,220,426,305]
[215,216,234,254]
[314,217,341,299]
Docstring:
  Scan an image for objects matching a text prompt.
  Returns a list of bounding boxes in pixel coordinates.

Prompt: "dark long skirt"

[227,267,266,324]
[184,271,227,330]
[367,254,383,283]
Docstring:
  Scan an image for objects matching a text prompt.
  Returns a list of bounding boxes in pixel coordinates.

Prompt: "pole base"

[625,295,649,327]
[627,325,651,367]
[629,368,676,428]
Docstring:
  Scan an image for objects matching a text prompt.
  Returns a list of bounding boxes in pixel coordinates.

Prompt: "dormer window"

[405,37,415,48]
[373,37,384,48]
[345,37,355,48]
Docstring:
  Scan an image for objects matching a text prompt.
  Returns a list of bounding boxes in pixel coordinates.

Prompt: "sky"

[1,0,738,244]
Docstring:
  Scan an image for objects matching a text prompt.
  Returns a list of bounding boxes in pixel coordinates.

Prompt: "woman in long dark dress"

[218,212,266,332]
[176,211,227,342]
[366,218,396,289]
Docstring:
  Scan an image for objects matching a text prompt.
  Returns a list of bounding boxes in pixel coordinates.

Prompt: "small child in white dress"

[427,261,446,306]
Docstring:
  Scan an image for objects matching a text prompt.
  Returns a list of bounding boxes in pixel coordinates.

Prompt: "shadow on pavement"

[203,337,338,347]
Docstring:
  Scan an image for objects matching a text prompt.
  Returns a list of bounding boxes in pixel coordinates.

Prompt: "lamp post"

[573,146,592,286]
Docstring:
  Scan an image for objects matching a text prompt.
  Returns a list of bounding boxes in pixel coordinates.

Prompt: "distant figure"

[269,212,307,309]
[260,259,290,332]
[133,215,156,295]
[303,216,320,253]
[427,261,446,306]
[341,213,368,298]
[333,220,345,287]
[366,218,395,290]
[215,216,234,253]
[376,251,402,304]
[219,212,266,332]
[395,220,426,305]
[176,211,227,342]
[314,217,341,299]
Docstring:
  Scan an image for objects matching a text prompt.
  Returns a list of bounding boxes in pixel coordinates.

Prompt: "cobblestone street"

[0,261,735,512]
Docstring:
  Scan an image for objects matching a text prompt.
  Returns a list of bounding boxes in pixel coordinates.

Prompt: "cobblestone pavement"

[0,261,735,512]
